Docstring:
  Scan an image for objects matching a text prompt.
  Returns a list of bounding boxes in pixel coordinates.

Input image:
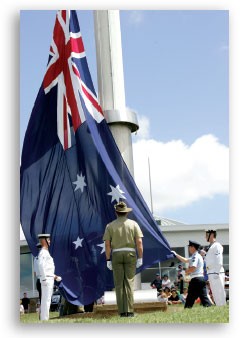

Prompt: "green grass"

[20,304,229,324]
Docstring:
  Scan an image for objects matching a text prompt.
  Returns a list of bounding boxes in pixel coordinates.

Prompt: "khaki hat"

[114,201,132,213]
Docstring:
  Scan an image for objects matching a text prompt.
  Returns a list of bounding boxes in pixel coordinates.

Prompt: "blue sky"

[20,10,229,225]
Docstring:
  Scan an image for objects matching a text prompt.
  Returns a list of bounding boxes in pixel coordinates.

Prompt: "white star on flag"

[73,173,87,192]
[73,236,84,249]
[97,242,105,254]
[107,184,126,203]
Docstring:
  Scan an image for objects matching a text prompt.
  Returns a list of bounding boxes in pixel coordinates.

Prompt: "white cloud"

[134,114,150,139]
[132,134,229,215]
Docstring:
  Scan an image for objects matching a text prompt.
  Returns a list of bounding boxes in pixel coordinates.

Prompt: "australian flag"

[20,10,172,306]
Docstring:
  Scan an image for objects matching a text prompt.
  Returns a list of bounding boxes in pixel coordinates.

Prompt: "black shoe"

[127,312,134,317]
[120,313,127,317]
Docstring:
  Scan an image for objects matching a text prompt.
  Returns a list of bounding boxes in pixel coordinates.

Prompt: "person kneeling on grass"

[157,288,169,304]
[168,288,182,305]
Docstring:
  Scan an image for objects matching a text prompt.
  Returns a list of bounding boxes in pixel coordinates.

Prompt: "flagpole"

[93,10,139,171]
[148,158,162,275]
[93,10,141,290]
[148,157,154,215]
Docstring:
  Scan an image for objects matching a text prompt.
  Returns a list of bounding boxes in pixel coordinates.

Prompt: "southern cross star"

[73,173,87,192]
[107,184,126,203]
[73,236,84,249]
[97,242,105,254]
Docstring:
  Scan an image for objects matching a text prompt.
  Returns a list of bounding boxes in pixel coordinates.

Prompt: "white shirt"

[162,278,172,289]
[205,241,224,274]
[189,251,204,278]
[157,294,168,303]
[33,256,40,278]
[38,248,55,282]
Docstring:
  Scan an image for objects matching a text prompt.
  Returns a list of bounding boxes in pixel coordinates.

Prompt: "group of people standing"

[29,201,143,321]
[22,201,226,320]
[103,202,227,317]
[171,229,226,308]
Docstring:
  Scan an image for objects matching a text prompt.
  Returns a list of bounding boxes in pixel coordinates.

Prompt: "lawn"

[20,304,229,324]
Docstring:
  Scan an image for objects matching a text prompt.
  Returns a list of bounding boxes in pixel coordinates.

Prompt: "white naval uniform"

[205,241,226,306]
[33,256,40,279]
[38,248,55,320]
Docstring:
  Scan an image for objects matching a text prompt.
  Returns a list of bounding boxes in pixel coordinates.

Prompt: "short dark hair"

[206,230,217,237]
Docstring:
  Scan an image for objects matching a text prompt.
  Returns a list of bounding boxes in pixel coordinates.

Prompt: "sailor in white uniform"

[38,233,62,320]
[204,230,226,306]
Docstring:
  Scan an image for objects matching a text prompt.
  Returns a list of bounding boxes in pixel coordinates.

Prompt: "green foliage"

[20,304,229,324]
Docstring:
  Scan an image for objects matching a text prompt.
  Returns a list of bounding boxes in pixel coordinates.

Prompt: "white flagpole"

[148,157,154,215]
[93,10,141,290]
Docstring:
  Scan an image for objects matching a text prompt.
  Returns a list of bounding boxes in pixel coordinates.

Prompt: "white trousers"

[208,273,226,306]
[40,279,54,320]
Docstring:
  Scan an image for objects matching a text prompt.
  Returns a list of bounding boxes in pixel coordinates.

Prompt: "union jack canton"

[43,10,103,150]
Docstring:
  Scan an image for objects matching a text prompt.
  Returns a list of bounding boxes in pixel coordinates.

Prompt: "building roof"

[154,216,187,227]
